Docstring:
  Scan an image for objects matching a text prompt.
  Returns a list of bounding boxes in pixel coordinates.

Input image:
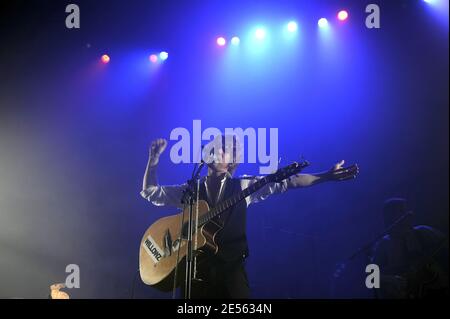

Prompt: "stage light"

[287,21,298,32]
[231,36,240,46]
[159,51,168,61]
[421,0,448,26]
[318,18,329,28]
[337,10,349,21]
[101,54,110,64]
[217,37,226,46]
[255,28,266,40]
[149,54,158,63]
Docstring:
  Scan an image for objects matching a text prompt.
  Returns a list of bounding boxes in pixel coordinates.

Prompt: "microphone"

[192,157,206,180]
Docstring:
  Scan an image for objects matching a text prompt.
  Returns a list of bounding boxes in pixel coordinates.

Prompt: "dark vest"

[198,177,249,262]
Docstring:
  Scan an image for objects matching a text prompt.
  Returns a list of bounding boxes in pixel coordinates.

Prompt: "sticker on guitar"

[143,235,184,263]
[143,236,165,263]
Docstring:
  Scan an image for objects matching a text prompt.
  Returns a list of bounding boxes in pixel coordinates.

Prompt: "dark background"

[0,0,448,298]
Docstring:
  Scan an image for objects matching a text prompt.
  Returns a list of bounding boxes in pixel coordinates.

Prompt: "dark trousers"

[182,256,250,299]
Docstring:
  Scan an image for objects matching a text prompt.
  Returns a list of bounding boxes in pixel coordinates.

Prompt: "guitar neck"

[197,177,269,227]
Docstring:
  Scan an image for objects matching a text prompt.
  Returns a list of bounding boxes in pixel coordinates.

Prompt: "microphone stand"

[180,161,205,299]
[340,211,413,264]
[330,211,413,297]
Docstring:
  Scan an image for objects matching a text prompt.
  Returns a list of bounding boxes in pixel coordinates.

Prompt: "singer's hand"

[327,160,359,181]
[50,283,70,299]
[149,138,168,166]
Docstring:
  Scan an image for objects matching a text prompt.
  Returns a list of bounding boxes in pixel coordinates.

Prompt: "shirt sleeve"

[140,184,187,209]
[239,175,289,207]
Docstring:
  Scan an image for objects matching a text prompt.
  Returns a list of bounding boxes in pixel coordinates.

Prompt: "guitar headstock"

[266,159,310,183]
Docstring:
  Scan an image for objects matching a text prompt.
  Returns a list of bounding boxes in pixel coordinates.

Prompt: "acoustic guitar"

[139,161,309,290]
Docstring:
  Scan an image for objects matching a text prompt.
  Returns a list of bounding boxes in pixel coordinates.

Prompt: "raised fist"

[149,138,168,166]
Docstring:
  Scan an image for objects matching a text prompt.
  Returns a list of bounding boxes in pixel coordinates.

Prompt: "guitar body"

[139,200,223,290]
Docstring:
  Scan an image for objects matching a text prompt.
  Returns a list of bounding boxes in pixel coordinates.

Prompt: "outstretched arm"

[286,160,359,188]
[243,160,359,206]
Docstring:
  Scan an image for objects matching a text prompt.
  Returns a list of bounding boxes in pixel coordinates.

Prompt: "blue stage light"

[159,51,169,61]
[318,18,329,28]
[231,36,240,46]
[287,21,298,32]
[255,28,267,40]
